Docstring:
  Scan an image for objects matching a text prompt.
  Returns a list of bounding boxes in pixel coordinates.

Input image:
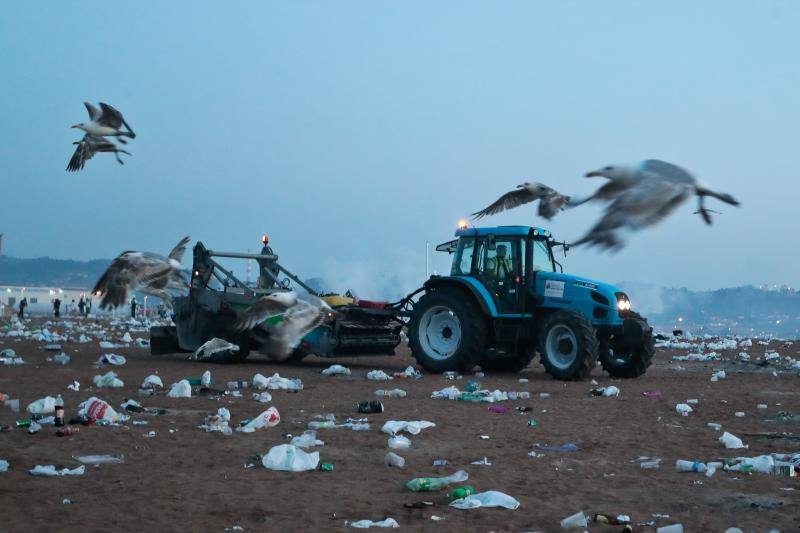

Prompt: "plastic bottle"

[405,470,468,492]
[675,460,706,473]
[449,485,475,500]
[54,395,65,427]
[518,392,530,399]
[385,452,405,468]
[227,380,248,390]
[308,420,336,430]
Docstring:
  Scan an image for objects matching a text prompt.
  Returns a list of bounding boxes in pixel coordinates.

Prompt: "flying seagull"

[472,182,571,220]
[570,160,740,251]
[92,236,191,309]
[72,102,136,143]
[234,292,337,360]
[66,134,131,172]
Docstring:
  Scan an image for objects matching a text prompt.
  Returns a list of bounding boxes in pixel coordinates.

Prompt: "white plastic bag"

[322,364,351,376]
[385,452,405,467]
[381,420,435,436]
[291,430,324,448]
[200,408,232,435]
[388,435,412,450]
[449,490,520,510]
[192,337,239,360]
[350,518,399,529]
[94,371,124,388]
[719,432,748,449]
[675,403,693,416]
[121,332,133,343]
[79,397,127,423]
[0,459,9,472]
[262,444,319,472]
[201,370,212,387]
[27,396,56,415]
[167,379,192,398]
[253,373,302,391]
[252,392,273,403]
[237,407,280,433]
[141,375,163,389]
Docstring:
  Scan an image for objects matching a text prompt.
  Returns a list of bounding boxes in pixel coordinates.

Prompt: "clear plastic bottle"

[375,389,407,398]
[675,460,706,473]
[308,420,336,430]
[226,380,248,390]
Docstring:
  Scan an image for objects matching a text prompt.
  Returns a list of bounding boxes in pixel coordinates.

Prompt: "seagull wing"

[66,139,89,172]
[83,102,102,121]
[472,187,541,219]
[92,252,174,309]
[168,236,191,262]
[641,159,696,186]
[99,102,135,136]
[234,294,297,331]
[261,300,326,359]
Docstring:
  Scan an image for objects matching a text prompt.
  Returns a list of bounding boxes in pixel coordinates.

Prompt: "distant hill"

[0,255,111,288]
[617,281,800,337]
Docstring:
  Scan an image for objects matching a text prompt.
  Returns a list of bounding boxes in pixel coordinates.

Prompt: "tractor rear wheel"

[537,311,598,381]
[408,289,487,373]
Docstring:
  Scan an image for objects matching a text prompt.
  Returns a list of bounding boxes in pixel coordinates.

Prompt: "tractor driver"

[492,245,513,279]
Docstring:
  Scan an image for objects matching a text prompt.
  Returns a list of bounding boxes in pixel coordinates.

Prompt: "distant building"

[0,285,98,315]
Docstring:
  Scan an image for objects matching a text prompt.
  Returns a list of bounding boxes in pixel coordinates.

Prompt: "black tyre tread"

[599,312,655,378]
[537,310,598,381]
[408,289,487,373]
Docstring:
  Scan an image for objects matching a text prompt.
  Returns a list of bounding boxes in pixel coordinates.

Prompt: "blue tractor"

[407,225,655,380]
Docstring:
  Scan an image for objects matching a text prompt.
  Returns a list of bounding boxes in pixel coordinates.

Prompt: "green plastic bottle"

[449,485,475,501]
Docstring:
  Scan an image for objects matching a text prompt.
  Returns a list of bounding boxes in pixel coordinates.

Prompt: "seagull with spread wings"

[571,160,740,251]
[234,292,337,361]
[472,182,571,221]
[92,236,191,309]
[66,134,131,172]
[72,102,136,143]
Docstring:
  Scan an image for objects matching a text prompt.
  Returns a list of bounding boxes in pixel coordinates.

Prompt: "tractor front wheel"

[599,313,655,378]
[408,289,487,373]
[537,311,598,381]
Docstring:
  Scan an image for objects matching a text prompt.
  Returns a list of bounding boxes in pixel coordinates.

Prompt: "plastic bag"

[252,392,273,403]
[94,371,124,388]
[0,459,9,472]
[237,407,280,433]
[388,435,412,450]
[385,452,405,467]
[201,370,212,387]
[262,444,319,472]
[121,332,133,343]
[367,370,392,381]
[200,408,232,435]
[141,375,163,389]
[291,430,324,448]
[253,373,302,391]
[719,432,748,449]
[98,354,126,365]
[193,337,239,360]
[27,396,56,415]
[167,379,192,398]
[350,518,399,529]
[381,420,435,436]
[321,364,351,376]
[29,465,86,477]
[79,397,127,423]
[449,490,520,510]
[73,454,125,464]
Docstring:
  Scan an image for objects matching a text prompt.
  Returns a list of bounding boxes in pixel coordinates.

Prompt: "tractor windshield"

[532,239,555,272]
[452,238,476,275]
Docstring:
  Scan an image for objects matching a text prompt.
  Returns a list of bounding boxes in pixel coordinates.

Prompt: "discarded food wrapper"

[200,407,232,435]
[98,354,126,366]
[349,518,399,529]
[388,435,412,450]
[237,407,280,433]
[642,390,662,398]
[67,381,80,392]
[29,465,86,477]
[94,371,124,388]
[193,338,239,360]
[167,380,192,398]
[79,397,128,423]
[321,364,351,376]
[560,511,588,529]
[262,444,319,472]
[449,490,520,510]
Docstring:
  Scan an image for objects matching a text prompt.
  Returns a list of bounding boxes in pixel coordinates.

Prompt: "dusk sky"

[1,1,798,297]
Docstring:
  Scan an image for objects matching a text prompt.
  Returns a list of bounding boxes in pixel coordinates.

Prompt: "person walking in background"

[85,298,92,317]
[18,297,27,320]
[78,296,86,317]
[53,298,61,318]
[130,296,138,319]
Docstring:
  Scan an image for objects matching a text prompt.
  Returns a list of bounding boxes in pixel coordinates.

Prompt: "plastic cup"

[560,511,588,529]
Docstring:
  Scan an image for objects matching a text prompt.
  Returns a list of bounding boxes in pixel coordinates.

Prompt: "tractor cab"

[410,223,654,380]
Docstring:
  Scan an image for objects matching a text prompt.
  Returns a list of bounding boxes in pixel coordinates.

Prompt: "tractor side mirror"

[487,234,497,251]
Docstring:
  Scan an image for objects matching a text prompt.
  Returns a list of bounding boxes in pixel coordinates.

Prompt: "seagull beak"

[585,170,602,178]
[70,124,79,129]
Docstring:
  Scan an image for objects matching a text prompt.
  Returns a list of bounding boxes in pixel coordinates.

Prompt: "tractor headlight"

[615,292,631,312]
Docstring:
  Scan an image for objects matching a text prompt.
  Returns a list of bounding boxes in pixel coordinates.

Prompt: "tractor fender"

[422,277,494,317]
